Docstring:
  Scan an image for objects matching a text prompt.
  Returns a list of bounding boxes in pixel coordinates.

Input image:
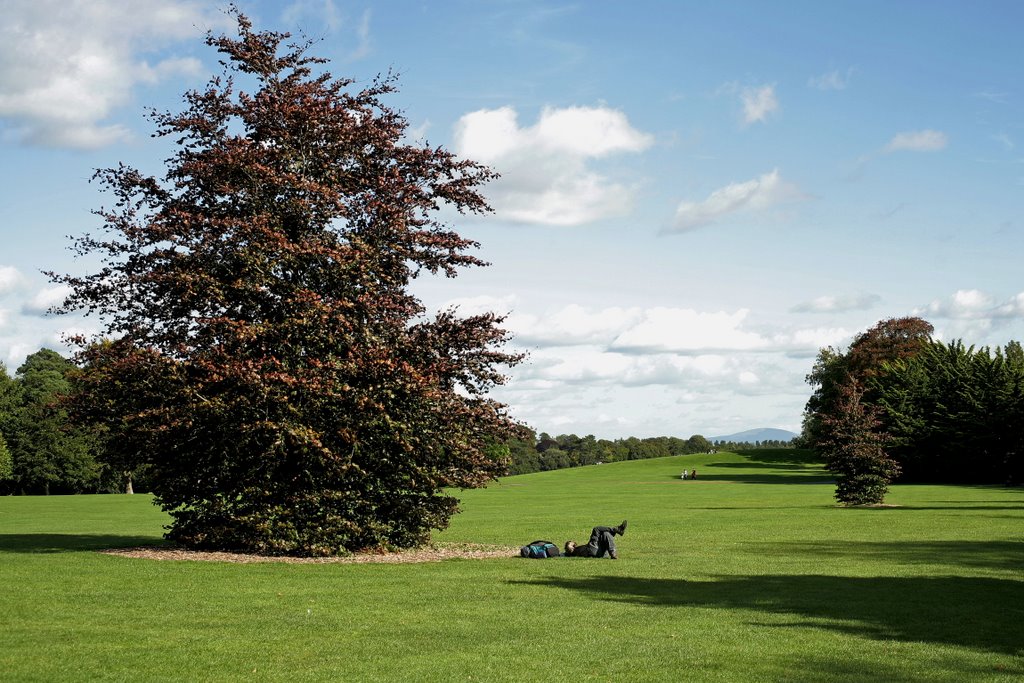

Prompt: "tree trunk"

[125,473,134,495]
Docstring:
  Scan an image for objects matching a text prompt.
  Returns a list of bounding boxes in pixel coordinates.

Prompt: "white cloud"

[514,346,753,389]
[0,266,25,294]
[611,308,770,353]
[783,327,853,354]
[669,169,804,233]
[790,293,881,313]
[916,289,1024,320]
[738,370,759,386]
[441,294,519,317]
[407,119,431,143]
[740,84,778,124]
[885,130,948,152]
[480,303,830,437]
[453,105,653,226]
[996,294,1024,318]
[22,285,72,316]
[511,304,642,347]
[496,303,847,359]
[0,0,215,149]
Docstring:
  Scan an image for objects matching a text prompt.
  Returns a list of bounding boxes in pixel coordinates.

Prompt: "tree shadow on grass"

[767,540,1024,573]
[0,534,165,553]
[511,573,1024,655]
[764,650,1021,683]
[732,449,821,466]
[667,450,831,485]
[671,461,832,485]
[671,470,834,485]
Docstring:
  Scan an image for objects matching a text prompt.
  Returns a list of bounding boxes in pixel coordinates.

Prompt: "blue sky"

[2,1,1023,438]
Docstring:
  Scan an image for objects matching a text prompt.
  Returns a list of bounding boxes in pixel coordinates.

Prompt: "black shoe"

[616,520,627,536]
[609,550,618,559]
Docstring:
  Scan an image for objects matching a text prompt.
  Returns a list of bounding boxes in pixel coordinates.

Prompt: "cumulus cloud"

[479,303,833,436]
[0,266,25,294]
[511,305,642,347]
[0,0,215,149]
[716,82,779,125]
[790,293,881,314]
[885,130,948,153]
[22,285,72,316]
[783,327,853,357]
[452,105,653,226]
[439,294,518,317]
[514,346,755,390]
[668,169,804,233]
[611,308,770,354]
[494,303,848,359]
[740,84,778,124]
[916,289,1024,320]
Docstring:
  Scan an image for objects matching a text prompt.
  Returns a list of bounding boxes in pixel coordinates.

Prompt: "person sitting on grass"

[564,520,627,559]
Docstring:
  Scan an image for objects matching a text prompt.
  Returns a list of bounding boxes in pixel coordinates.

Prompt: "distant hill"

[710,428,797,443]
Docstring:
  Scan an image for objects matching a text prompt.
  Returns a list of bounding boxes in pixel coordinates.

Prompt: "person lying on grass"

[564,520,627,559]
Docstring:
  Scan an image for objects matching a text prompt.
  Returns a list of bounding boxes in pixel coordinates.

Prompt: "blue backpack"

[520,540,560,559]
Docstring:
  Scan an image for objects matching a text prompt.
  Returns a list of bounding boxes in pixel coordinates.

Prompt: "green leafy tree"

[0,362,15,480]
[685,434,713,453]
[8,349,99,495]
[53,13,521,555]
[0,363,16,492]
[804,317,933,448]
[818,380,900,505]
[0,432,12,484]
[505,428,540,475]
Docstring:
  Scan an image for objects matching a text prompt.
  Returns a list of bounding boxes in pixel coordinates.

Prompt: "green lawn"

[2,450,1022,681]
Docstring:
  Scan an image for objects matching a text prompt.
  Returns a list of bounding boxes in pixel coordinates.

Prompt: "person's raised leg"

[600,530,618,559]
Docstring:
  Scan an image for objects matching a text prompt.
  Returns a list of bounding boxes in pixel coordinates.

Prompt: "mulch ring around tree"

[100,542,520,564]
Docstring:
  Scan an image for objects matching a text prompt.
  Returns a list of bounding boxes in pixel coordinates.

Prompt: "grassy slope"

[1,450,1022,682]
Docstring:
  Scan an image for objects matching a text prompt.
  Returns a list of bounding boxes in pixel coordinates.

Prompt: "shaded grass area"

[514,573,1024,655]
[2,450,1023,682]
[0,533,161,553]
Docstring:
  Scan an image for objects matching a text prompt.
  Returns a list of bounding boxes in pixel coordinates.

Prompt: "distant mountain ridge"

[710,428,797,443]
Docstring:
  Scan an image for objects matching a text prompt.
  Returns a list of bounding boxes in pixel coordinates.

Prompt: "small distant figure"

[681,469,689,480]
[564,520,627,559]
[691,469,697,480]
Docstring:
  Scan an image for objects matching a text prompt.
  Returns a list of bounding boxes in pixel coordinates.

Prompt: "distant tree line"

[504,430,796,476]
[804,317,1024,503]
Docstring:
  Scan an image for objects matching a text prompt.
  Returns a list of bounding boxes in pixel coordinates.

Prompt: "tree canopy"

[53,12,522,555]
[2,350,98,495]
[805,317,1023,491]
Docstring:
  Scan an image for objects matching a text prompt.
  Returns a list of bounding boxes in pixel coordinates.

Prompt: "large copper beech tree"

[53,13,524,555]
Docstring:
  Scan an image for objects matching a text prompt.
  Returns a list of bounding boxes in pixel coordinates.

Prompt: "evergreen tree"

[818,380,900,505]
[804,317,932,449]
[875,340,1024,483]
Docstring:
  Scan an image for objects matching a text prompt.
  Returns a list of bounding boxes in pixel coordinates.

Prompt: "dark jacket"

[565,543,596,557]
